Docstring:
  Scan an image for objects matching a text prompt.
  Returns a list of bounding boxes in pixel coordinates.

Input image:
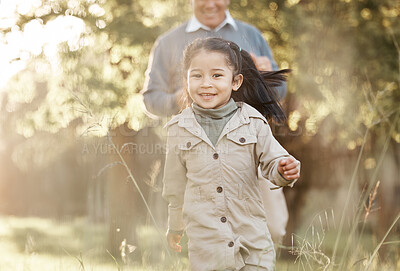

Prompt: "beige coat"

[162,102,298,271]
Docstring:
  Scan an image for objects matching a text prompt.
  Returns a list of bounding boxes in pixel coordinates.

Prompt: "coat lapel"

[216,102,250,145]
[177,108,215,149]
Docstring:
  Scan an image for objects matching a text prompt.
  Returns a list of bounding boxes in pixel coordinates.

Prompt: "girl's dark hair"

[182,37,289,123]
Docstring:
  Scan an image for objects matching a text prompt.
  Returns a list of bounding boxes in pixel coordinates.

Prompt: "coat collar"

[217,102,250,142]
[166,102,252,148]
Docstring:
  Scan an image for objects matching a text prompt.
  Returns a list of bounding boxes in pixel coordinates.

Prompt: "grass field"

[0,215,398,271]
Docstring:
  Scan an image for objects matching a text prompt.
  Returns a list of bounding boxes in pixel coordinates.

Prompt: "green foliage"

[1,0,191,138]
[231,0,399,147]
[1,0,398,144]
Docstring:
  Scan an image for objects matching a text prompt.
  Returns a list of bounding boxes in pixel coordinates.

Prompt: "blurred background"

[0,0,399,270]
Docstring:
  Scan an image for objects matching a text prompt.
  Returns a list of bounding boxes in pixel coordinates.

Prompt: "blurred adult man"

[142,0,289,244]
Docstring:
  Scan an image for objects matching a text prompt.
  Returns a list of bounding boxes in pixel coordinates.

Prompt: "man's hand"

[278,157,300,181]
[167,232,182,252]
[250,53,272,71]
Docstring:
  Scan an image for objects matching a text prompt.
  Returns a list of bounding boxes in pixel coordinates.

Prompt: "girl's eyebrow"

[189,68,226,72]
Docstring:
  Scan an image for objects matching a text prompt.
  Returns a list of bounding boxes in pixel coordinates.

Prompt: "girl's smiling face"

[187,50,243,109]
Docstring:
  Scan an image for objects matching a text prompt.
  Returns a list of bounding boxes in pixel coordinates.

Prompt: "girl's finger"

[283,168,299,176]
[279,159,288,166]
[283,173,299,180]
[283,163,300,171]
[283,162,299,170]
[173,243,182,253]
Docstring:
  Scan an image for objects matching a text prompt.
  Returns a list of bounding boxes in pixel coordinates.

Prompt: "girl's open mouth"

[200,93,216,100]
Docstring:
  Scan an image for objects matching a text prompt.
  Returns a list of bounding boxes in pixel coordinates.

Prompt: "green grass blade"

[363,212,400,271]
[330,128,369,268]
[107,135,172,257]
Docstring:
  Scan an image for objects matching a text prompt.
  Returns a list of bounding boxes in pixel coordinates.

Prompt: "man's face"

[192,0,230,29]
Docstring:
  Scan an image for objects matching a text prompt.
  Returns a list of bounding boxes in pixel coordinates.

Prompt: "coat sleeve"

[162,126,187,232]
[255,118,298,187]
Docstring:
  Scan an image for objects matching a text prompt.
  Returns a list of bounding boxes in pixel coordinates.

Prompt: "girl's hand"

[167,232,182,252]
[278,157,300,180]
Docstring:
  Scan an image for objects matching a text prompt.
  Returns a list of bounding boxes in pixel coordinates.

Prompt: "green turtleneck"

[192,98,238,146]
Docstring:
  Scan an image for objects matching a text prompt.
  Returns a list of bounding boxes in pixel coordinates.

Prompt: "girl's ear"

[232,74,243,91]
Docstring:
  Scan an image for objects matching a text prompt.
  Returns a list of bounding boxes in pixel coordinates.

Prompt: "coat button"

[220,217,227,223]
[186,141,191,148]
[239,137,246,143]
[228,241,234,247]
[216,186,223,193]
[213,153,219,159]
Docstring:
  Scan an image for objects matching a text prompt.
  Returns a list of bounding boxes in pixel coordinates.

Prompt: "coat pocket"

[177,137,210,173]
[177,137,203,151]
[226,134,257,146]
[225,133,257,171]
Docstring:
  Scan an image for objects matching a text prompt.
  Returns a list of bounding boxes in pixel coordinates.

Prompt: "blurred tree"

[1,0,191,135]
[230,0,399,143]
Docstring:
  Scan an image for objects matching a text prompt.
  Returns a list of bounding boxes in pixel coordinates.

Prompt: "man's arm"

[256,31,287,99]
[141,38,180,117]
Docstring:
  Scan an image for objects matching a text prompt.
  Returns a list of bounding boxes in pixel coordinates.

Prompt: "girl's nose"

[200,77,212,88]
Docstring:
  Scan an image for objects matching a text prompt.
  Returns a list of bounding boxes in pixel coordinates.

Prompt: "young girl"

[162,37,300,271]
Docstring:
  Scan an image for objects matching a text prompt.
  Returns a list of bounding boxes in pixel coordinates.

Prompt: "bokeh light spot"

[361,8,372,20]
[364,158,376,170]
